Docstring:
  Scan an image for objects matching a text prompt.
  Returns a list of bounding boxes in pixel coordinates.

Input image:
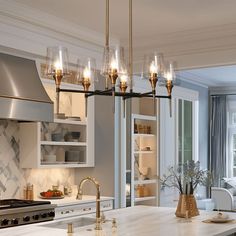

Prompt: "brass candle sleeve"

[149,73,158,91]
[82,79,91,92]
[109,69,118,86]
[166,80,173,96]
[120,81,128,93]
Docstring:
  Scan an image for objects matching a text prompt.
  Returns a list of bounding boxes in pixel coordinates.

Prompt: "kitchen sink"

[41,216,96,229]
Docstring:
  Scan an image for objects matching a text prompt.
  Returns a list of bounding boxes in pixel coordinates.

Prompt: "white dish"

[210,212,231,223]
[44,154,56,162]
[209,218,233,223]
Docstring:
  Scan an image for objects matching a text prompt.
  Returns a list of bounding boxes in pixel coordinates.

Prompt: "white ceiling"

[11,0,236,87]
[178,65,236,88]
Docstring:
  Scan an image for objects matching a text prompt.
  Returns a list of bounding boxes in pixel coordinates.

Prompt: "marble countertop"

[1,206,236,236]
[35,195,113,207]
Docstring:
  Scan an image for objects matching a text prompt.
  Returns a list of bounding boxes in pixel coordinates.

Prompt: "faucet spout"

[76,176,101,230]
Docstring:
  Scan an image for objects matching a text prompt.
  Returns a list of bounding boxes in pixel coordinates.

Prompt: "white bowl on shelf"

[44,154,56,163]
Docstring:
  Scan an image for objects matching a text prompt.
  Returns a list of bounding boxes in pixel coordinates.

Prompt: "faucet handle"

[101,211,106,223]
[112,218,117,229]
[67,223,74,233]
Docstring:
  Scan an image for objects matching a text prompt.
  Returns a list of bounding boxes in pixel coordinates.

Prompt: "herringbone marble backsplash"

[0,120,75,199]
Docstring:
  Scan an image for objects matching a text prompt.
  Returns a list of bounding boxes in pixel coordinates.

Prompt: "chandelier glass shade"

[77,57,97,92]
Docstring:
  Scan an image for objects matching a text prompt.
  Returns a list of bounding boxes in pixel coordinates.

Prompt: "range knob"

[33,215,39,220]
[1,219,9,226]
[41,213,47,218]
[23,216,30,222]
[48,211,55,217]
[11,219,19,225]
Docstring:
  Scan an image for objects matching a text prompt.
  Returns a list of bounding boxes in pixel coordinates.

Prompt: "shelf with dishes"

[20,118,94,168]
[129,112,158,207]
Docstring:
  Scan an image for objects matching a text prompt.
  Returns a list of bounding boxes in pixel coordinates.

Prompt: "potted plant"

[161,160,212,218]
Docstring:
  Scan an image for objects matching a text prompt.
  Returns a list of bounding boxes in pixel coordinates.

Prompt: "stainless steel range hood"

[0,52,53,122]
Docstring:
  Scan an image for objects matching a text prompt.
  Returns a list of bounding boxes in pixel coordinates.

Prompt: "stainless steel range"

[0,199,56,228]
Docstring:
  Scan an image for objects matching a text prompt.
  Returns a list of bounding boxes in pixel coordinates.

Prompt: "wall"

[74,75,116,200]
[0,120,75,199]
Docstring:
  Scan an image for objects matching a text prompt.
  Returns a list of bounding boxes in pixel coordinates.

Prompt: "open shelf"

[134,151,154,154]
[54,118,86,125]
[134,196,156,202]
[132,114,156,121]
[134,179,157,185]
[40,141,87,146]
[133,133,155,138]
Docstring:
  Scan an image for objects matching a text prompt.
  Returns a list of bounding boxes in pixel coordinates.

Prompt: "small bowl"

[44,154,56,163]
[64,132,81,142]
[51,133,63,141]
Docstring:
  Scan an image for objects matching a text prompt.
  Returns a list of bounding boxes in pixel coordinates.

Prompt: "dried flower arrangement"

[161,160,212,195]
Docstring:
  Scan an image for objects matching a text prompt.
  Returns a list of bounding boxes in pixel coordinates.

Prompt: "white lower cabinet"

[54,199,113,219]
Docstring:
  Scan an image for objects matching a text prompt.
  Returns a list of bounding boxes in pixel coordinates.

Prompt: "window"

[228,110,236,177]
[177,99,193,164]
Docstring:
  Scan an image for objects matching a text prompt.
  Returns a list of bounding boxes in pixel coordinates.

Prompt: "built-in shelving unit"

[125,99,160,207]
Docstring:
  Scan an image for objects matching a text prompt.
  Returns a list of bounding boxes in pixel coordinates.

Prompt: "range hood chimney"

[0,52,53,122]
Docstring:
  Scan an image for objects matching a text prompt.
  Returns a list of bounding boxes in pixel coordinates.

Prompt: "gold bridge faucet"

[76,176,102,230]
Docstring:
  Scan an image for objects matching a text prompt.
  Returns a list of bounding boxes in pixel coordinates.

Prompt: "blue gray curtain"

[210,95,227,187]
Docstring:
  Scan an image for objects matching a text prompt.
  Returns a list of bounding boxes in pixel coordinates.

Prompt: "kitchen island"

[1,206,236,236]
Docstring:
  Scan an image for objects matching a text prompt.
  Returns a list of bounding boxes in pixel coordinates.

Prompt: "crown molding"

[0,0,119,49]
[209,86,236,95]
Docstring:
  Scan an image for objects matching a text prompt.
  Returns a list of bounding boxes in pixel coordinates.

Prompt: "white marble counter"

[35,195,113,207]
[1,206,236,236]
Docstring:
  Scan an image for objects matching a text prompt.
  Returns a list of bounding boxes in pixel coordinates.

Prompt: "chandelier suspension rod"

[105,0,110,90]
[129,0,133,92]
[106,0,109,47]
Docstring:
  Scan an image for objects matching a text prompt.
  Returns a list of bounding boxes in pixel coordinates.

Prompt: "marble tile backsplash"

[0,120,75,199]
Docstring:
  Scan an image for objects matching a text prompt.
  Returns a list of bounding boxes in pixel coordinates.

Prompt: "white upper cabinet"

[19,78,95,168]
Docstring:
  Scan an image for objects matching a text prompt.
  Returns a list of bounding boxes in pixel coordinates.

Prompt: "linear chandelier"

[46,0,175,116]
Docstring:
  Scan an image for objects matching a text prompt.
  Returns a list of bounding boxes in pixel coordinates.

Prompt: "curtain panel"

[210,95,227,187]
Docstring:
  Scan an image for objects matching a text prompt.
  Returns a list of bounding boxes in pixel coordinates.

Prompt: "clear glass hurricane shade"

[101,45,127,75]
[142,52,164,79]
[77,58,97,85]
[163,61,176,82]
[101,45,110,77]
[46,46,69,76]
